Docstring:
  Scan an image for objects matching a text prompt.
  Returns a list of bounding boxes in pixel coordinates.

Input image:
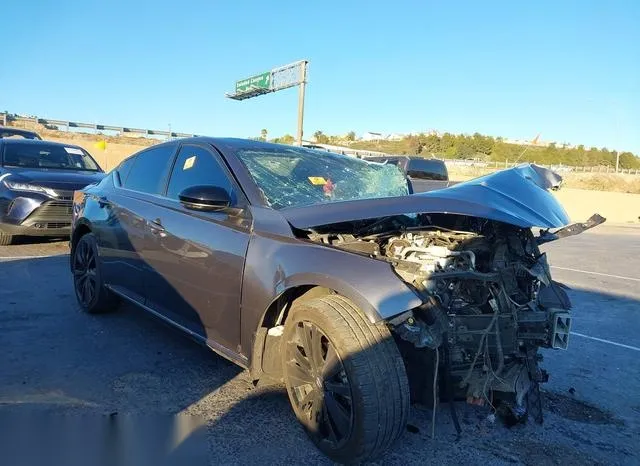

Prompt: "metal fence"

[441,158,640,175]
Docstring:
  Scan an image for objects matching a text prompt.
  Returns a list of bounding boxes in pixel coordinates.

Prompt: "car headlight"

[3,180,59,197]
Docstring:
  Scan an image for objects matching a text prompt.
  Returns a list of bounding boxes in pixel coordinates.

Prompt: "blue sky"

[3,1,639,153]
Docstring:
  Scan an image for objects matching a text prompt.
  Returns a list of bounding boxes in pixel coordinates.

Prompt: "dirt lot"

[448,166,640,194]
[0,226,638,465]
[552,188,640,224]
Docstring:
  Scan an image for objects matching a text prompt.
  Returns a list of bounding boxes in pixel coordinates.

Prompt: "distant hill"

[302,130,639,169]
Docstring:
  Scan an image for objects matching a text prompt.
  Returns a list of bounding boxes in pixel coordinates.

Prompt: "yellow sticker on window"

[308,176,327,185]
[183,156,196,170]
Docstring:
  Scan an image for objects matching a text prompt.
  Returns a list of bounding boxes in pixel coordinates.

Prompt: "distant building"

[361,132,384,141]
[503,138,558,148]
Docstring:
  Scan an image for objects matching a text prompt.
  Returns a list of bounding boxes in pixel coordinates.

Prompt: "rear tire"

[72,233,118,314]
[0,232,14,246]
[282,294,409,463]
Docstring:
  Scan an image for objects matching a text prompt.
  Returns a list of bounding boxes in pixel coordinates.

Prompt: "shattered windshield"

[236,147,409,209]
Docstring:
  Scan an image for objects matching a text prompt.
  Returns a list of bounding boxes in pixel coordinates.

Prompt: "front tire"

[72,233,118,314]
[282,295,409,463]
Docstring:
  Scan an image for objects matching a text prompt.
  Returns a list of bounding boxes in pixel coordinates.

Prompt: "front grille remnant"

[22,200,73,226]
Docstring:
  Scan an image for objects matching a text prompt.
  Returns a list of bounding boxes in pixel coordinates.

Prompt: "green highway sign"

[235,71,271,94]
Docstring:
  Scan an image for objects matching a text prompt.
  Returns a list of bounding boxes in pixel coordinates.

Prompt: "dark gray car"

[0,139,104,245]
[364,155,451,192]
[70,138,603,463]
[0,126,42,140]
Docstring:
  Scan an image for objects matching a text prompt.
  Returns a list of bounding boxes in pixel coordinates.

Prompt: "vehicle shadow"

[0,253,241,465]
[6,235,67,245]
[1,253,639,465]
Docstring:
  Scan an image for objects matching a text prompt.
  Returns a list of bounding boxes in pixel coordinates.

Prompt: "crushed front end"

[313,214,589,424]
[383,220,574,423]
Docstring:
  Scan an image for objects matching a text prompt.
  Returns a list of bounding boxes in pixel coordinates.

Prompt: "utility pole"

[616,151,620,173]
[296,61,308,146]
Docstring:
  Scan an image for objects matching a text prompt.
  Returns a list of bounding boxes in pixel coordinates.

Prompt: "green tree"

[313,130,329,144]
[271,134,295,145]
[619,152,640,169]
[322,129,640,168]
[422,134,441,154]
[260,128,268,141]
[346,131,356,141]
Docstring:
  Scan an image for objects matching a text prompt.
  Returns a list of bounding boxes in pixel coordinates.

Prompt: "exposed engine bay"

[305,213,598,425]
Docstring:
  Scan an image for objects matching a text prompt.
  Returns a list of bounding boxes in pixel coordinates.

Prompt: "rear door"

[98,145,176,303]
[137,142,251,354]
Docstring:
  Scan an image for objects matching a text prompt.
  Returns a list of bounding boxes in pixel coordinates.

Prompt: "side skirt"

[107,285,249,369]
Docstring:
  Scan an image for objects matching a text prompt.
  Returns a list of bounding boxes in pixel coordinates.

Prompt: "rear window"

[406,158,448,181]
[2,143,101,171]
[115,156,136,186]
[122,145,175,194]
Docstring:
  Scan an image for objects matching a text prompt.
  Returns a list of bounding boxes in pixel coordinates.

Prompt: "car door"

[137,142,251,354]
[98,145,176,303]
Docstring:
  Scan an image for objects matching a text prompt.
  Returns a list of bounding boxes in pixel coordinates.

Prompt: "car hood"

[282,164,570,230]
[1,167,105,191]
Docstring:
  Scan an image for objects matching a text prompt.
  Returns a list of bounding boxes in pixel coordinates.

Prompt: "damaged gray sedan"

[71,139,604,464]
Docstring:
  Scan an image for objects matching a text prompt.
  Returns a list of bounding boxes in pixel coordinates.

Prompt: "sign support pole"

[297,61,308,146]
[226,60,309,142]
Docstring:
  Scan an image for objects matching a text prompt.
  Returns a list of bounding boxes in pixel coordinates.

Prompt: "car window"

[2,143,100,171]
[115,156,136,186]
[166,144,234,200]
[406,158,448,181]
[123,145,175,194]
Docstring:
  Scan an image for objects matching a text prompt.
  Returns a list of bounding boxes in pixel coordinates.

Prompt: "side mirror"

[178,185,231,212]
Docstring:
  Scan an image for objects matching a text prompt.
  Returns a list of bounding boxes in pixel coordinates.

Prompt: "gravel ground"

[0,226,638,465]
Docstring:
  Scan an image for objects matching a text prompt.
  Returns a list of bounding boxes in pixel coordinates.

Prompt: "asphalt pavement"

[0,225,638,465]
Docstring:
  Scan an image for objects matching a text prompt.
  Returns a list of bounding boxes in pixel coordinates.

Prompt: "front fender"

[240,228,422,359]
[279,271,420,323]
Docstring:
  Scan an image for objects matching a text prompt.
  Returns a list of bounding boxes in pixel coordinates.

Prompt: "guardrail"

[1,113,200,139]
[301,142,388,158]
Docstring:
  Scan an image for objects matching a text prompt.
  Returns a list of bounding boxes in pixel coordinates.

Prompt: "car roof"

[0,138,85,150]
[0,126,42,139]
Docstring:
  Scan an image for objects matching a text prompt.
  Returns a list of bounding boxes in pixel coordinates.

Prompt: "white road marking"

[551,266,640,283]
[571,332,640,352]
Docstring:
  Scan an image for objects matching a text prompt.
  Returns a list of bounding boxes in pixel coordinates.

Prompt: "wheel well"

[71,224,91,253]
[260,285,333,329]
[251,285,333,382]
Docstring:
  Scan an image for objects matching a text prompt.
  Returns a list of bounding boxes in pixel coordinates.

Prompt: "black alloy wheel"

[72,233,118,313]
[285,320,354,449]
[283,295,409,463]
[73,237,97,307]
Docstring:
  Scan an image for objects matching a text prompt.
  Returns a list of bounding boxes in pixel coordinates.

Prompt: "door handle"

[97,196,111,208]
[147,218,166,235]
